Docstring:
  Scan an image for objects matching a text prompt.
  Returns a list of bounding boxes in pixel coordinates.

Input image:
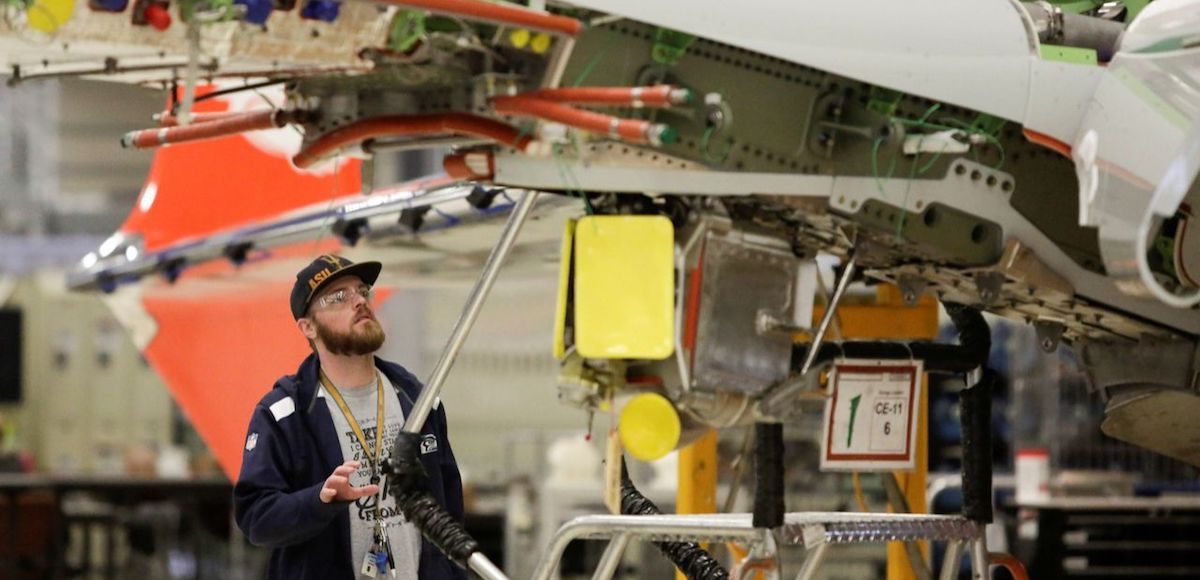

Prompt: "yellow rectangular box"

[573,215,675,359]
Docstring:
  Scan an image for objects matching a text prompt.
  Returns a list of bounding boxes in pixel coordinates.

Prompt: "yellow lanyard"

[320,370,385,482]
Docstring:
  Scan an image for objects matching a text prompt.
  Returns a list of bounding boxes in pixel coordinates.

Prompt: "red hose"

[292,113,531,169]
[1022,128,1072,158]
[493,95,669,145]
[122,109,284,149]
[521,86,689,108]
[989,553,1029,580]
[155,110,271,127]
[374,0,581,36]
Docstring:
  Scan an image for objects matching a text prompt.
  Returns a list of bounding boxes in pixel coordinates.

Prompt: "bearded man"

[234,255,465,580]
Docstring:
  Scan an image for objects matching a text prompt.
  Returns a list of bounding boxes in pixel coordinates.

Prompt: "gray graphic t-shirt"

[322,371,421,580]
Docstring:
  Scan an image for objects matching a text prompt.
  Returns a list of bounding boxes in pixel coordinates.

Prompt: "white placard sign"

[820,359,923,471]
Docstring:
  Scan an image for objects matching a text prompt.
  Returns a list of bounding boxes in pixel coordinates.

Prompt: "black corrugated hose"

[620,460,729,580]
[942,302,990,367]
[384,432,480,567]
[960,369,995,524]
[752,422,784,530]
[945,302,995,523]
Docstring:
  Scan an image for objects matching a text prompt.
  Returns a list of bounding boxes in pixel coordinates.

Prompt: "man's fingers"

[348,484,381,499]
[323,463,381,502]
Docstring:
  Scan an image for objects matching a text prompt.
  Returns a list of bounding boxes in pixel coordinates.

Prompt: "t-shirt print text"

[347,422,406,523]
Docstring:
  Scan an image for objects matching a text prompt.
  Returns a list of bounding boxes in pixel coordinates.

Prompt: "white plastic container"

[1016,448,1050,503]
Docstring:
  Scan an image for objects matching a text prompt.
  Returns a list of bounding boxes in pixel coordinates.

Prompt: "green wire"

[701,126,732,164]
[916,103,941,123]
[566,134,595,215]
[871,136,886,194]
[916,142,952,175]
[870,134,901,195]
[552,144,594,215]
[572,47,608,87]
[896,145,923,241]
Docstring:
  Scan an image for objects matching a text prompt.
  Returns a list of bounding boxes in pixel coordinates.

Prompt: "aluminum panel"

[691,232,797,394]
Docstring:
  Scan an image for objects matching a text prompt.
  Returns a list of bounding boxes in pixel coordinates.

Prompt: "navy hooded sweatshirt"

[234,354,467,580]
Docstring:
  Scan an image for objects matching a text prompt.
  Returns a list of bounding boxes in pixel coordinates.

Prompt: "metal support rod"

[7,58,219,86]
[178,22,201,125]
[800,255,857,377]
[468,552,509,580]
[531,515,766,580]
[591,534,631,580]
[403,190,540,433]
[817,120,875,138]
[969,537,989,580]
[543,36,576,88]
[794,542,831,580]
[531,512,980,580]
[939,540,964,580]
[883,473,933,580]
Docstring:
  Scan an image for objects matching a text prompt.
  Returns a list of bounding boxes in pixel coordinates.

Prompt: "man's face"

[306,276,385,356]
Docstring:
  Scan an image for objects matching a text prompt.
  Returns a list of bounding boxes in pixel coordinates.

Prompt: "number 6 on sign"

[820,359,923,471]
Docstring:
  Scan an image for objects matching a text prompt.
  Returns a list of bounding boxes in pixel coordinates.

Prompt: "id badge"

[360,549,379,578]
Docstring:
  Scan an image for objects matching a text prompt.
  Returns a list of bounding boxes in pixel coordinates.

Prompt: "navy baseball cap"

[290,254,382,319]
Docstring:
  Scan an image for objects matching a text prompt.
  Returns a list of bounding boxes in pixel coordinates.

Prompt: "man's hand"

[319,461,380,504]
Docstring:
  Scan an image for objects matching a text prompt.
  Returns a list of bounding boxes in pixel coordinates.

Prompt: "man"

[235,255,466,580]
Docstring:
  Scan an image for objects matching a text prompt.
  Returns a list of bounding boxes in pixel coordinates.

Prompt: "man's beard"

[315,315,386,356]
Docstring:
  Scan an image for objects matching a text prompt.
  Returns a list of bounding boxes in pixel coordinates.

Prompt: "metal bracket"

[332,217,369,246]
[1033,318,1065,353]
[398,205,431,233]
[808,90,847,158]
[897,273,928,306]
[973,271,1006,305]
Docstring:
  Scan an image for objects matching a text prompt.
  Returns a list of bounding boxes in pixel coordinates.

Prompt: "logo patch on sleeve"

[245,433,259,451]
[420,434,438,454]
